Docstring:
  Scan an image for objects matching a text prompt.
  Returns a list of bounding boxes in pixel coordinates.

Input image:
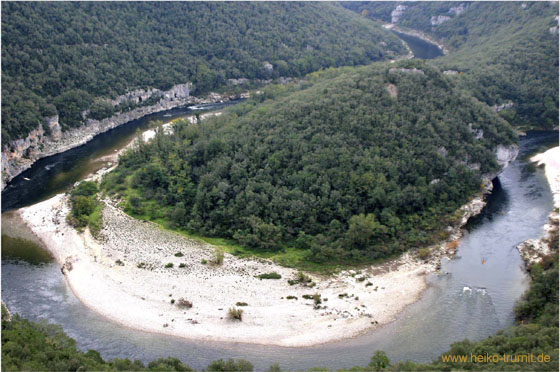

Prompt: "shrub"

[165,263,174,268]
[286,295,298,300]
[212,247,224,265]
[417,248,431,260]
[297,271,312,283]
[174,252,184,257]
[115,259,124,266]
[288,271,313,286]
[257,272,282,280]
[369,351,390,370]
[312,293,322,308]
[179,263,186,268]
[207,359,254,372]
[170,299,175,304]
[236,302,248,306]
[228,307,243,321]
[176,298,192,309]
[201,259,207,264]
[68,181,101,231]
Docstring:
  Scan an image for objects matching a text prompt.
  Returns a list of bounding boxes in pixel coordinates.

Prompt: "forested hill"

[343,2,559,129]
[1,2,406,145]
[103,61,516,264]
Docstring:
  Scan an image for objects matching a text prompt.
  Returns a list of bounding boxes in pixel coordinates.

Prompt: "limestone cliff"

[2,83,203,189]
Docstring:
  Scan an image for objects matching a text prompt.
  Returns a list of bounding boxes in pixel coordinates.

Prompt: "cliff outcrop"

[1,83,239,189]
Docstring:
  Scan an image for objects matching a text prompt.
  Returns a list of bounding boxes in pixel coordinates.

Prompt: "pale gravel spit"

[19,191,437,347]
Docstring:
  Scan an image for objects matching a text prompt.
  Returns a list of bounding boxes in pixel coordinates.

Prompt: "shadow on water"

[466,178,509,231]
[1,235,53,265]
[1,211,53,265]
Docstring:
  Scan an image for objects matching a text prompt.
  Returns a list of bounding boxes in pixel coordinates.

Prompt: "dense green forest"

[102,60,516,265]
[343,1,559,129]
[1,2,406,145]
[4,245,556,371]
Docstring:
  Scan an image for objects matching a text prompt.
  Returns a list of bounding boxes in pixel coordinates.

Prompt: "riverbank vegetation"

[1,2,406,145]
[102,61,515,267]
[344,1,559,130]
[66,181,103,238]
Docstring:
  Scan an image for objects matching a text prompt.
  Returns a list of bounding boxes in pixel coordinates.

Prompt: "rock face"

[391,5,407,24]
[431,15,451,26]
[517,211,558,266]
[1,83,204,189]
[495,144,519,169]
[389,67,425,75]
[449,4,466,16]
[492,102,514,112]
[468,123,484,140]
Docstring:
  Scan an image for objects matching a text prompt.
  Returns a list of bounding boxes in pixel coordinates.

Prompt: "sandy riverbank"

[517,146,560,265]
[531,146,560,208]
[19,193,434,347]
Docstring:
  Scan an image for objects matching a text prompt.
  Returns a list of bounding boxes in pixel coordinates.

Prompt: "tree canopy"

[1,2,406,145]
[103,60,516,264]
[343,1,559,129]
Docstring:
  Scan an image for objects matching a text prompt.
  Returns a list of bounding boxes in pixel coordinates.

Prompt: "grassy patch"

[228,307,243,321]
[256,272,282,280]
[88,202,104,239]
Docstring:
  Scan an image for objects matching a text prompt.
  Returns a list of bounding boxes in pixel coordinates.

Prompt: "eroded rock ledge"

[1,83,244,190]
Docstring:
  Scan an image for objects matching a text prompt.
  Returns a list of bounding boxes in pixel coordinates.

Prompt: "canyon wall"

[1,83,200,189]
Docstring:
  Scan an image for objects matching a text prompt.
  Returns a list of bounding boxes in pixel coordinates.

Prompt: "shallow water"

[2,131,556,371]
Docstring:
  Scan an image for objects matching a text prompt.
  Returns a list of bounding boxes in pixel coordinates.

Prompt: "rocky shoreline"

[1,85,245,190]
[517,147,560,267]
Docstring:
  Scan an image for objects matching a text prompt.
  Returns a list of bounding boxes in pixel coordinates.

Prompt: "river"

[2,130,556,370]
[391,30,444,59]
[0,31,556,370]
[1,101,239,212]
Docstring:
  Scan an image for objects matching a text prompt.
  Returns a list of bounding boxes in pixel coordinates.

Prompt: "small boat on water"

[163,114,172,117]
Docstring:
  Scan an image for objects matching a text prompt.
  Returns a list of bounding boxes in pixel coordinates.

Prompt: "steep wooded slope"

[343,1,559,129]
[103,61,516,263]
[1,2,405,144]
